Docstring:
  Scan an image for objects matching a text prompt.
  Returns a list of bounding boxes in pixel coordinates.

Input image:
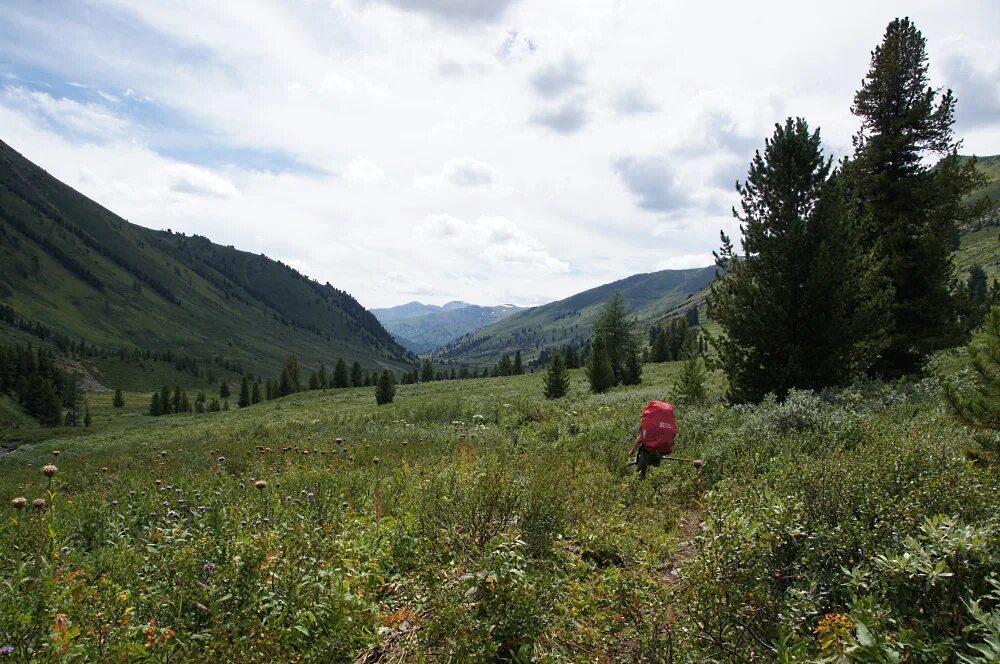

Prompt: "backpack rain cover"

[640,401,677,455]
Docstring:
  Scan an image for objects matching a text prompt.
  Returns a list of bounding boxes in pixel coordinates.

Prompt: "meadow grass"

[1,363,998,662]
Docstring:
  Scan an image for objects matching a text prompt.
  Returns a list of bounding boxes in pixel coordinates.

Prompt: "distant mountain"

[435,266,716,367]
[372,302,525,354]
[0,139,415,383]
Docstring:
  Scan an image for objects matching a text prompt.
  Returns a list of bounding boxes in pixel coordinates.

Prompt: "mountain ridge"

[0,139,415,381]
[372,301,526,354]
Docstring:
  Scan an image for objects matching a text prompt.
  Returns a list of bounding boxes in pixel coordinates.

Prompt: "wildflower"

[32,498,47,510]
[41,464,58,477]
[202,562,216,576]
[0,645,14,658]
[10,497,27,509]
[254,479,268,490]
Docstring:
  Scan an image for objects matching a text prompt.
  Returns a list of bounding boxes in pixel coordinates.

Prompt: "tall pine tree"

[850,18,986,377]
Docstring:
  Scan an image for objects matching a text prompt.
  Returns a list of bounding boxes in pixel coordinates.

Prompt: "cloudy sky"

[1,1,998,308]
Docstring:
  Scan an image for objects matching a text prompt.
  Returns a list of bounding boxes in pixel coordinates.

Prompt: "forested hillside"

[435,266,714,366]
[0,139,415,383]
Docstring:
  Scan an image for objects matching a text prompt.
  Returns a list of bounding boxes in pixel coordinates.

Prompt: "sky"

[1,1,998,309]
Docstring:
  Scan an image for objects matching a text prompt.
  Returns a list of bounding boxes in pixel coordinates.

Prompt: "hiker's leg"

[636,449,650,479]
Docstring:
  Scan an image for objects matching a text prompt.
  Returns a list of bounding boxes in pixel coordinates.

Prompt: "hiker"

[629,400,678,478]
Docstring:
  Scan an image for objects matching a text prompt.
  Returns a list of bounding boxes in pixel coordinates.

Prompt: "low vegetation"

[1,351,999,661]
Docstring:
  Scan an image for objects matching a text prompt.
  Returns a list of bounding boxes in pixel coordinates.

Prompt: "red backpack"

[640,401,677,455]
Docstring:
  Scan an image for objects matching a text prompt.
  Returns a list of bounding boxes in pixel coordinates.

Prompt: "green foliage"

[333,358,350,388]
[673,332,707,403]
[542,351,570,399]
[375,370,396,405]
[585,335,615,394]
[945,306,1000,465]
[112,388,125,409]
[594,292,642,386]
[850,18,988,377]
[710,117,879,402]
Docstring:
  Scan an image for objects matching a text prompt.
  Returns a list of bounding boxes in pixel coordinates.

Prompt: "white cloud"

[0,0,996,309]
[655,253,715,270]
[1,86,129,141]
[167,164,237,198]
[342,157,386,184]
[415,213,569,273]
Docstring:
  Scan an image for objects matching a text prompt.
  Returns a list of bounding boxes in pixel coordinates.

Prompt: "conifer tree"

[112,388,125,409]
[375,370,396,405]
[173,385,183,414]
[308,371,319,390]
[84,407,92,427]
[149,392,162,416]
[239,376,251,407]
[318,363,328,389]
[513,351,523,375]
[333,359,349,388]
[594,293,641,385]
[219,381,230,399]
[63,376,83,426]
[543,350,570,399]
[160,385,172,415]
[421,358,434,383]
[945,306,1000,466]
[674,331,708,404]
[850,18,987,377]
[586,335,615,393]
[350,361,363,387]
[251,381,262,404]
[654,329,670,362]
[709,117,877,402]
[282,355,301,393]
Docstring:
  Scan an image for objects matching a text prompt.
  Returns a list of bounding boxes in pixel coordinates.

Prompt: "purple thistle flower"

[0,645,14,658]
[203,562,216,575]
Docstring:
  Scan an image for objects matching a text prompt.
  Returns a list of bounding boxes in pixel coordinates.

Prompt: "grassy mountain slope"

[960,154,1000,207]
[373,302,525,354]
[436,266,715,366]
[0,139,414,381]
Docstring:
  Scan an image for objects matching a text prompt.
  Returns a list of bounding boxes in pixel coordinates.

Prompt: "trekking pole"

[627,456,703,469]
[660,456,703,468]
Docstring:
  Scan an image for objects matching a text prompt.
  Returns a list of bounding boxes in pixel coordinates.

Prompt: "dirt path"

[660,511,702,585]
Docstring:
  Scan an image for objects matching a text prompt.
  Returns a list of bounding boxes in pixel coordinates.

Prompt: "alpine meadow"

[2,4,1000,663]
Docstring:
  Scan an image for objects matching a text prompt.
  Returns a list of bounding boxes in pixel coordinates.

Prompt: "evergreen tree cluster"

[586,293,643,393]
[708,18,987,402]
[650,316,704,363]
[0,343,70,426]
